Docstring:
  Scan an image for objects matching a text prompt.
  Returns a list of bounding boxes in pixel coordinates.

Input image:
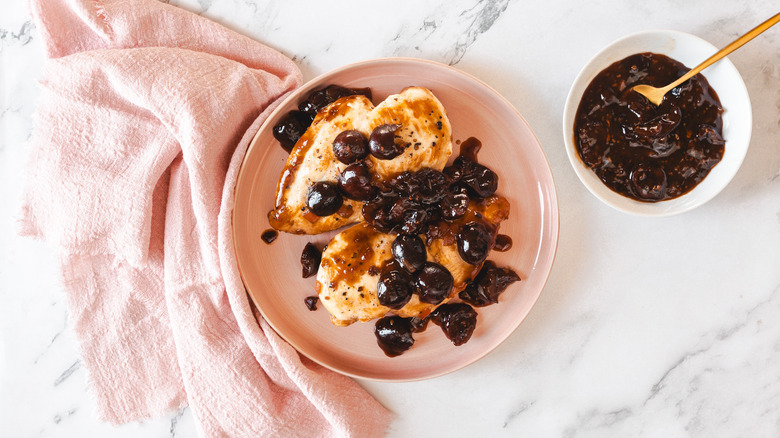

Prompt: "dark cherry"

[459,260,520,307]
[304,296,319,311]
[261,229,278,244]
[391,234,427,272]
[300,242,322,278]
[332,130,369,164]
[407,168,448,204]
[374,316,414,357]
[306,181,343,216]
[338,162,375,200]
[273,85,372,152]
[387,171,413,194]
[361,187,402,233]
[493,234,513,252]
[414,262,454,304]
[461,163,498,198]
[630,162,668,201]
[430,303,478,346]
[299,85,372,120]
[443,165,463,183]
[388,198,428,234]
[387,197,416,222]
[362,162,499,235]
[362,201,394,233]
[457,222,492,265]
[369,124,404,159]
[441,185,470,220]
[400,207,428,234]
[377,269,413,309]
[272,110,310,152]
[633,104,683,142]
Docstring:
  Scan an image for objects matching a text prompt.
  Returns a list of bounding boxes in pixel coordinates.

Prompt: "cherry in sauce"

[332,130,369,164]
[369,124,405,159]
[374,315,415,357]
[459,260,520,307]
[299,85,372,121]
[430,303,478,346]
[414,262,454,305]
[456,222,492,265]
[574,52,725,202]
[261,229,278,244]
[304,296,319,311]
[391,234,427,273]
[272,85,372,152]
[338,162,375,201]
[306,181,343,216]
[493,234,512,252]
[376,263,413,310]
[300,242,322,278]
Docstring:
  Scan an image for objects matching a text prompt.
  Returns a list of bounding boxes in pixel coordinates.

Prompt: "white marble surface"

[2,0,779,436]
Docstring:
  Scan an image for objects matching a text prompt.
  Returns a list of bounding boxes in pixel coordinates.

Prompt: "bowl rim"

[562,29,753,217]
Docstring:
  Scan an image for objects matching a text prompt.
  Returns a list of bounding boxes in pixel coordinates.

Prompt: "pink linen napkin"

[19,0,391,436]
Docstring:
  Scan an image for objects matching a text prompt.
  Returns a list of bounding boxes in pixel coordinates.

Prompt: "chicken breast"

[316,196,510,326]
[269,87,452,234]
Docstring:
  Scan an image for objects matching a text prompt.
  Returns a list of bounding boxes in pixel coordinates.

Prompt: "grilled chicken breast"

[316,196,510,326]
[269,87,452,234]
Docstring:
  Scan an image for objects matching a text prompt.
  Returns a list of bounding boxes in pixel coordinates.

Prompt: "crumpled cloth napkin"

[19,0,391,436]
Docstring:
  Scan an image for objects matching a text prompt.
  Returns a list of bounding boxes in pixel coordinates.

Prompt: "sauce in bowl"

[574,52,725,202]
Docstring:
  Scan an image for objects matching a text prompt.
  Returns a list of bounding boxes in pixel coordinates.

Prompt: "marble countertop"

[2,0,779,436]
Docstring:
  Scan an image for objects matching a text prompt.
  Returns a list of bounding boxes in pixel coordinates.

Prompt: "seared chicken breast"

[269,87,452,234]
[316,196,510,326]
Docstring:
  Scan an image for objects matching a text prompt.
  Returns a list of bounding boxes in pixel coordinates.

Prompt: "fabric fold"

[20,0,391,436]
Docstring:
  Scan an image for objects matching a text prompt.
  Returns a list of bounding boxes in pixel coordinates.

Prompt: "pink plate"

[233,58,559,381]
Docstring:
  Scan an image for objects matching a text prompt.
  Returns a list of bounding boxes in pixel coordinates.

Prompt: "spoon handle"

[664,11,780,93]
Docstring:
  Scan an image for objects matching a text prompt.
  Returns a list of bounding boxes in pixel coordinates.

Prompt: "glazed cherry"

[388,198,428,234]
[377,269,413,309]
[459,260,520,307]
[261,229,278,244]
[441,185,469,220]
[299,85,371,120]
[461,163,498,198]
[272,110,309,152]
[369,124,404,159]
[630,163,668,201]
[273,85,372,152]
[457,222,492,265]
[300,242,322,278]
[443,165,462,183]
[386,171,413,194]
[391,234,427,272]
[407,168,448,204]
[374,316,414,357]
[332,130,369,164]
[414,262,454,304]
[399,207,428,234]
[493,234,513,252]
[304,296,319,311]
[306,181,343,216]
[430,303,477,346]
[338,162,375,200]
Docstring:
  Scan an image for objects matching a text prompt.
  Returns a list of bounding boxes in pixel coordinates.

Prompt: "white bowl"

[562,30,752,216]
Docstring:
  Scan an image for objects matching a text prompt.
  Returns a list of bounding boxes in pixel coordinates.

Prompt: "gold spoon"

[632,12,780,106]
